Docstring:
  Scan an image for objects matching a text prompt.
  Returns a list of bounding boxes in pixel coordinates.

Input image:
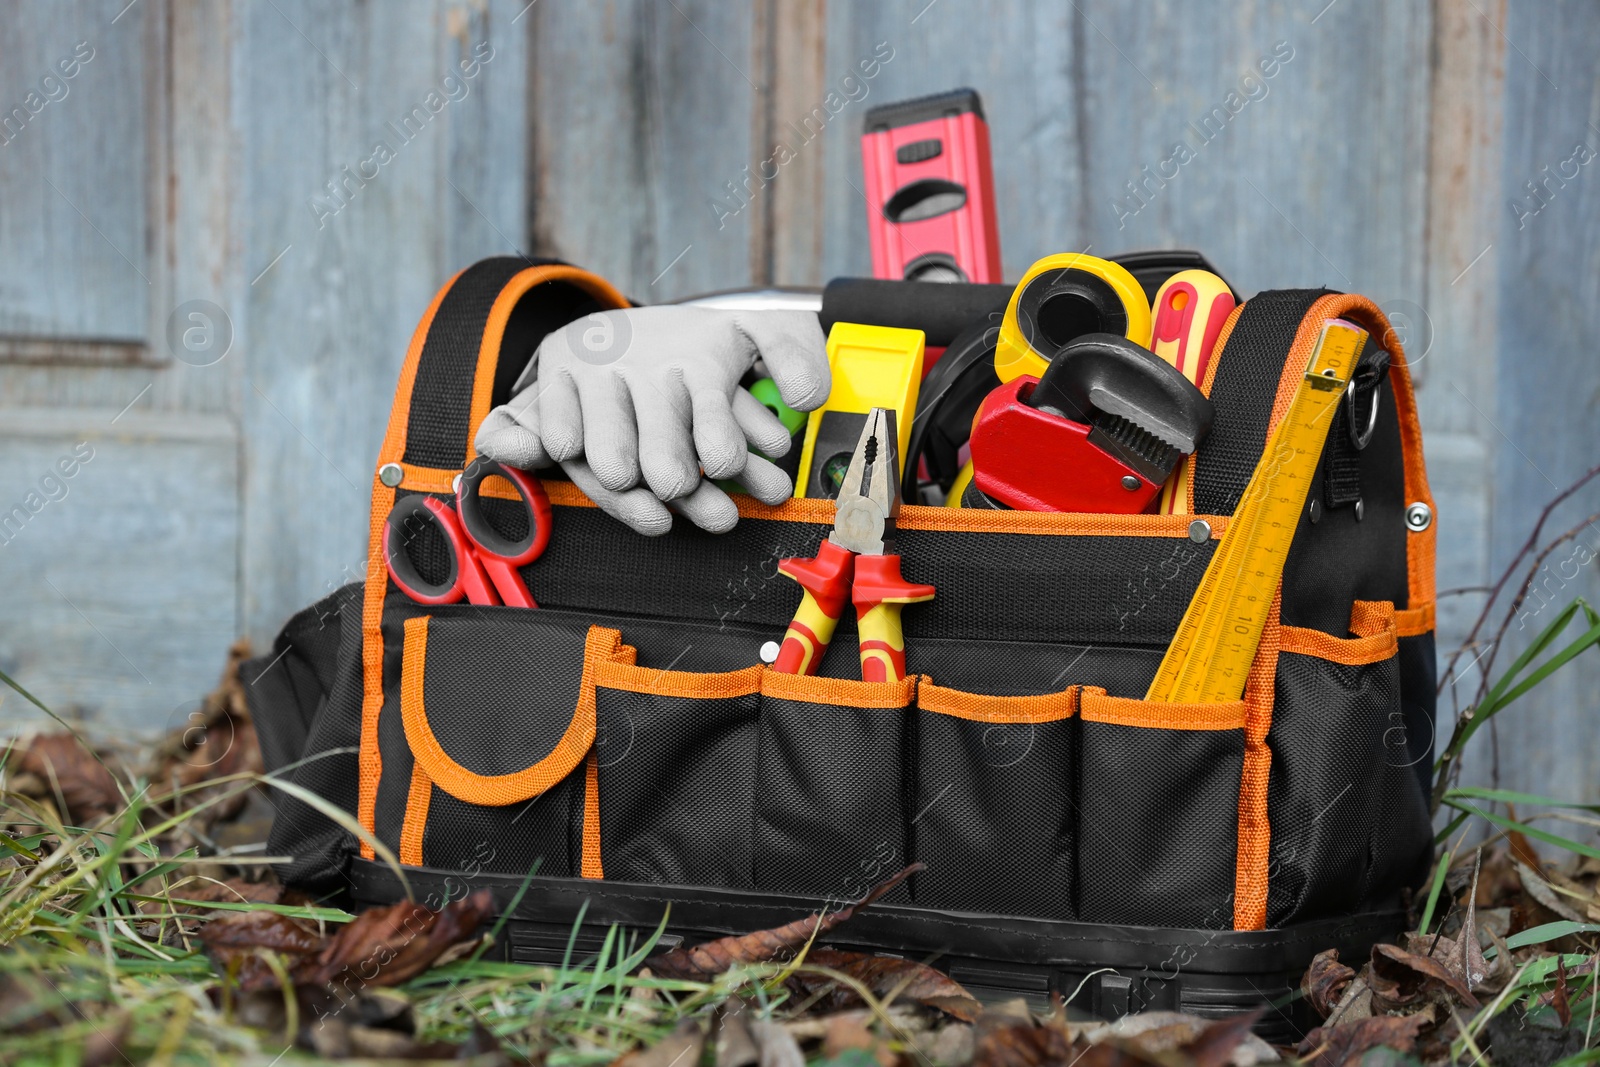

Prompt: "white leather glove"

[474,306,830,536]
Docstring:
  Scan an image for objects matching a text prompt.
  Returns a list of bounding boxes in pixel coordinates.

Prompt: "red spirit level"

[861,88,1002,286]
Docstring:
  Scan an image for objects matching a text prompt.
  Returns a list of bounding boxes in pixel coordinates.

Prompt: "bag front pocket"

[382,611,619,879]
[754,672,915,902]
[912,680,1078,919]
[1075,690,1247,930]
[592,658,763,889]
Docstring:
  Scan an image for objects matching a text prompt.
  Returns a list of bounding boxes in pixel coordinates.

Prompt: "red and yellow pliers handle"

[773,542,934,682]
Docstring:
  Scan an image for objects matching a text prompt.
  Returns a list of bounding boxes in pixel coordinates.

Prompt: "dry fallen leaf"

[1302,948,1356,1018]
[972,1015,1077,1067]
[198,909,324,992]
[1296,1013,1428,1067]
[614,1019,705,1067]
[789,947,982,1022]
[14,733,123,825]
[308,888,494,990]
[647,864,922,981]
[1369,942,1479,1011]
[1553,955,1572,1028]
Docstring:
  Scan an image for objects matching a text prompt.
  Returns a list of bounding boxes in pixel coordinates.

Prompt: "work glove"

[474,306,830,536]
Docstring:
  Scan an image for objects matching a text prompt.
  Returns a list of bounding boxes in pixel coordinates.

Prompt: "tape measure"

[1146,319,1368,704]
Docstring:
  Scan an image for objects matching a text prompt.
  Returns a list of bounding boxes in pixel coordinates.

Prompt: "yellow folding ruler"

[1146,319,1368,703]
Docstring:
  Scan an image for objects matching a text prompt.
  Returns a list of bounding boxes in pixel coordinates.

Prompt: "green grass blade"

[1418,848,1454,935]
[1445,801,1600,860]
[1506,921,1600,949]
[1447,787,1600,813]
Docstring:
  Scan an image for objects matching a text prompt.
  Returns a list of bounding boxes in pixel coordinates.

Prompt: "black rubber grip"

[820,277,1012,347]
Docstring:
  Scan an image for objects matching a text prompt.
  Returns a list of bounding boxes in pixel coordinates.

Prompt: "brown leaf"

[1436,851,1492,994]
[1553,955,1572,1028]
[1179,1009,1267,1067]
[823,1012,899,1067]
[1518,860,1590,925]
[1370,942,1480,1010]
[789,948,982,1022]
[14,733,122,825]
[1080,1010,1270,1067]
[972,1017,1078,1067]
[199,909,325,992]
[615,1019,705,1067]
[747,1018,804,1067]
[1302,948,1356,1018]
[308,888,494,991]
[1297,1013,1428,1067]
[647,864,922,981]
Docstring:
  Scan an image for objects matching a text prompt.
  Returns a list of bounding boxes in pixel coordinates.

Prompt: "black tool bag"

[249,257,1439,1037]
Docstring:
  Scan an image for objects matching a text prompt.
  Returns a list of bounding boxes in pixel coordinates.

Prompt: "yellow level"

[1146,319,1367,703]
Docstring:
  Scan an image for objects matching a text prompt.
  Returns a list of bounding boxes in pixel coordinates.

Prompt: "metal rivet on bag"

[1121,475,1140,491]
[1309,499,1322,524]
[378,463,404,488]
[1405,501,1433,532]
[1354,499,1365,522]
[759,641,780,664]
[1188,519,1211,543]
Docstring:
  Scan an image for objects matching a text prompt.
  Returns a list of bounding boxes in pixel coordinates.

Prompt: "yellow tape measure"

[1146,320,1368,704]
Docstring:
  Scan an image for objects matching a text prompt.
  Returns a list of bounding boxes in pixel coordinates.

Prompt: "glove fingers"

[474,406,549,470]
[667,479,740,534]
[632,377,701,501]
[691,390,749,479]
[560,458,674,537]
[731,387,795,459]
[729,453,794,505]
[576,373,641,492]
[537,368,585,462]
[737,310,831,412]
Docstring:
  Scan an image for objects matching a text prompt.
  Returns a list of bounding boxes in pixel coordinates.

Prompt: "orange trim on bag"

[917,680,1079,723]
[582,751,603,879]
[595,659,764,699]
[1349,599,1396,637]
[1276,599,1400,665]
[360,268,462,858]
[1280,624,1398,665]
[400,765,432,866]
[399,618,619,806]
[761,670,915,709]
[1394,601,1434,637]
[1078,689,1246,730]
[1233,590,1282,931]
[465,266,630,467]
[540,478,1230,540]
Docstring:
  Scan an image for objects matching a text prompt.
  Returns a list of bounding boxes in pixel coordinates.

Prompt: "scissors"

[772,407,935,682]
[383,458,552,607]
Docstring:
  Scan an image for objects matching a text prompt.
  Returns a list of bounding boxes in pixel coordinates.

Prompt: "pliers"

[772,408,936,682]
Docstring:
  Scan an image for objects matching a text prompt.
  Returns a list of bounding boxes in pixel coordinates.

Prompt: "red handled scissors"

[383,458,552,607]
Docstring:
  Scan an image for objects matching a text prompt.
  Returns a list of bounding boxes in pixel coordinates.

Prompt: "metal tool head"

[827,407,900,557]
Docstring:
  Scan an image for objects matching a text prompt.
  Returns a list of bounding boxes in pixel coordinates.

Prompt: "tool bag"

[249,255,1437,1025]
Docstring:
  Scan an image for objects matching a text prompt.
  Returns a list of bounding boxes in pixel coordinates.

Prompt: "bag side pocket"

[913,680,1078,919]
[1077,691,1247,929]
[755,672,914,902]
[1266,602,1430,926]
